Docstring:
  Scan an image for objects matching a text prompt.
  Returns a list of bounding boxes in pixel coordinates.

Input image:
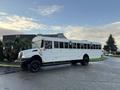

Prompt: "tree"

[5,37,31,62]
[12,37,31,60]
[103,34,117,54]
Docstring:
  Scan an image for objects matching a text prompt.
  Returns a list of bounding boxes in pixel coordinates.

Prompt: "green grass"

[0,61,20,67]
[90,56,106,62]
[109,55,120,57]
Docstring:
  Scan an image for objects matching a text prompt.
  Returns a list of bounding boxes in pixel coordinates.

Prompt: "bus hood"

[18,48,41,60]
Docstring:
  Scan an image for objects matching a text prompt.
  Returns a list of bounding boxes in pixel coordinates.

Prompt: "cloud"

[50,25,64,30]
[0,15,47,31]
[0,12,7,16]
[0,12,44,39]
[64,22,120,48]
[0,12,65,33]
[0,12,65,37]
[31,5,63,17]
[0,12,120,48]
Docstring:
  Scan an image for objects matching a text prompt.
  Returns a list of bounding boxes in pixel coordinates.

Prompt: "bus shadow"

[40,63,91,73]
[18,64,92,80]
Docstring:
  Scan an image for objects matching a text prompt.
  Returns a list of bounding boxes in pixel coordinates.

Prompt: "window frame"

[44,40,52,49]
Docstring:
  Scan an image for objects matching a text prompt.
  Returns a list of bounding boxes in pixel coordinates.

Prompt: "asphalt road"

[1,57,120,90]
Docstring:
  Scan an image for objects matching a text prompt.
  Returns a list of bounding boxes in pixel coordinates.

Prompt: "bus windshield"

[32,40,44,48]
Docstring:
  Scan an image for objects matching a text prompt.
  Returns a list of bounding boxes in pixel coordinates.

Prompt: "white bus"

[16,36,102,72]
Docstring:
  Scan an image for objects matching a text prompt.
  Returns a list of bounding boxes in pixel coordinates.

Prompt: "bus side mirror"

[43,47,46,51]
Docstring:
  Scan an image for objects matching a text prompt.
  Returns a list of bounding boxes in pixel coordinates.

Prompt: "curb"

[0,64,20,68]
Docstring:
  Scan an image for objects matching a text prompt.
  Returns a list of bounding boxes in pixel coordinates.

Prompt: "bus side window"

[65,42,68,48]
[95,45,99,49]
[91,44,94,49]
[97,45,101,49]
[81,44,84,49]
[88,44,90,49]
[99,45,101,49]
[84,44,87,49]
[69,42,72,48]
[72,43,76,49]
[45,40,52,49]
[54,41,59,48]
[95,45,98,49]
[60,42,63,48]
[77,43,80,49]
[93,44,96,49]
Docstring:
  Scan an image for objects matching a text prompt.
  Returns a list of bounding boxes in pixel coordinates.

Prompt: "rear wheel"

[28,60,41,72]
[81,56,89,66]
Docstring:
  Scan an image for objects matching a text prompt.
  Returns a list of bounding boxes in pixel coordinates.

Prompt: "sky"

[0,0,120,47]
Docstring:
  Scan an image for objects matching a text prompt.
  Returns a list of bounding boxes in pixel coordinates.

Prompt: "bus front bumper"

[15,58,30,63]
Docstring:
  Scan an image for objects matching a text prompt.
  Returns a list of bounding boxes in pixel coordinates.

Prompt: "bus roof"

[32,36,101,45]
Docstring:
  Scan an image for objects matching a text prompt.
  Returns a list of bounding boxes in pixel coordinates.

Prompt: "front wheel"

[81,56,89,66]
[28,60,41,72]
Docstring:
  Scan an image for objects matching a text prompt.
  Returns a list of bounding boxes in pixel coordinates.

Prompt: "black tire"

[28,60,41,72]
[21,62,28,71]
[81,56,89,66]
[71,61,77,65]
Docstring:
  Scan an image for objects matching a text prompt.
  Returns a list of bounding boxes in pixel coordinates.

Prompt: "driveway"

[0,56,120,90]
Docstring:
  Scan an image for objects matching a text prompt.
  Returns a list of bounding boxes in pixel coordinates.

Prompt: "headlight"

[18,52,23,60]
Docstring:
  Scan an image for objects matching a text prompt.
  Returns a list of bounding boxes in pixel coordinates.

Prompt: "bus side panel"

[42,49,102,63]
[88,50,102,59]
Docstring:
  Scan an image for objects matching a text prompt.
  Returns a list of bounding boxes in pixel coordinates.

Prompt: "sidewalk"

[0,62,20,74]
